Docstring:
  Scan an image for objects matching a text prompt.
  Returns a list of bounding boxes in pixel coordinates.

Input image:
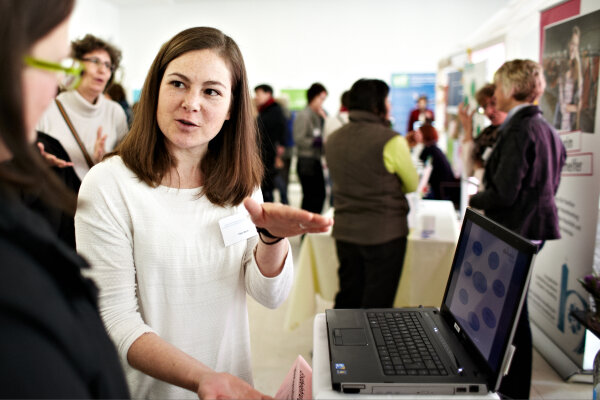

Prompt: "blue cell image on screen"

[447,217,530,372]
[473,271,487,293]
[469,312,480,331]
[488,251,499,270]
[472,241,483,256]
[463,261,473,277]
[482,307,497,329]
[493,279,506,298]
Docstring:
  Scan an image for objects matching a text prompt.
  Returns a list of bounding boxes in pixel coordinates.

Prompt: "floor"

[247,182,592,399]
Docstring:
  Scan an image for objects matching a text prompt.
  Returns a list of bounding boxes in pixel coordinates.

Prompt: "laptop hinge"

[502,344,516,376]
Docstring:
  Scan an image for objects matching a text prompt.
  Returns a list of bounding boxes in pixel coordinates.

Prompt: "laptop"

[326,207,538,395]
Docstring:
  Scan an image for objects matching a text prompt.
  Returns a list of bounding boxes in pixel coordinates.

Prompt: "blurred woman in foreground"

[0,1,128,397]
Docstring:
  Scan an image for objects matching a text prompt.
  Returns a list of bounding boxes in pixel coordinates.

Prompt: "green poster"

[280,89,307,111]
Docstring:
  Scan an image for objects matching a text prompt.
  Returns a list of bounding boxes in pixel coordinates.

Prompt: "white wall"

[70,0,121,49]
[70,0,508,114]
[454,0,600,62]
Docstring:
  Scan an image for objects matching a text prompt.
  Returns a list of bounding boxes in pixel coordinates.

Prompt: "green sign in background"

[280,89,307,111]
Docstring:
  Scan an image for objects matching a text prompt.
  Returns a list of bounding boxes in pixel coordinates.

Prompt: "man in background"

[255,84,288,202]
[407,95,434,133]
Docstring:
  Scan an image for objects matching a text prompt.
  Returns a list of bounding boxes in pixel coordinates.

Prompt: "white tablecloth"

[312,313,499,399]
[284,200,459,331]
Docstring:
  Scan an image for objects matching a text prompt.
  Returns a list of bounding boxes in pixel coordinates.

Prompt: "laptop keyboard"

[368,311,448,376]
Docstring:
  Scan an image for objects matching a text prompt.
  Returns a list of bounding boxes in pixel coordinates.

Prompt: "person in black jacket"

[0,1,129,397]
[417,124,460,208]
[254,84,288,202]
[22,132,81,248]
[470,59,566,400]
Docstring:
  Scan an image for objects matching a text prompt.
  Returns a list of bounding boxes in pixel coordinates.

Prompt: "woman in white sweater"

[37,34,128,181]
[75,27,332,399]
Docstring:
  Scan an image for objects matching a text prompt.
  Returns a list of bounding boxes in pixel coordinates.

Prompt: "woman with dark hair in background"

[37,33,128,181]
[417,124,460,207]
[0,0,128,397]
[326,79,417,308]
[76,27,332,399]
[470,59,566,399]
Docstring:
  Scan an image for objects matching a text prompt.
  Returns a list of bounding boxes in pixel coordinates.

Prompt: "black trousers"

[296,157,325,214]
[334,237,407,309]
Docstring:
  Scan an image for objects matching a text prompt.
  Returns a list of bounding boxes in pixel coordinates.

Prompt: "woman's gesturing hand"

[243,197,333,238]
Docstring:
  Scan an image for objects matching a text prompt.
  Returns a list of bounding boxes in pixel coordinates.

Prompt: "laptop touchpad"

[334,328,368,346]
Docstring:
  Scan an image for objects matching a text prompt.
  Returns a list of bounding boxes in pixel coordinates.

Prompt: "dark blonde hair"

[494,59,546,103]
[114,27,262,206]
[0,0,76,211]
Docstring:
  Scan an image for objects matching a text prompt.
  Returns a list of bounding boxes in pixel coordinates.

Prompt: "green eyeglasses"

[24,56,83,90]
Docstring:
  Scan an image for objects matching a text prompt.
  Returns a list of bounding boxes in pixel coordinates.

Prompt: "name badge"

[219,212,257,247]
[481,147,494,162]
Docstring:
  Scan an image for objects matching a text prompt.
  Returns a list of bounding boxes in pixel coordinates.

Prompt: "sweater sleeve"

[383,135,418,193]
[75,161,155,363]
[469,127,530,210]
[243,189,294,309]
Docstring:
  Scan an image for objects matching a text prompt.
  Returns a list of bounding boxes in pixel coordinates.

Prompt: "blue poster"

[390,73,436,135]
[447,70,464,114]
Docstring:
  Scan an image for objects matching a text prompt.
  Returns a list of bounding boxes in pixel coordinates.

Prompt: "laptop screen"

[442,208,536,380]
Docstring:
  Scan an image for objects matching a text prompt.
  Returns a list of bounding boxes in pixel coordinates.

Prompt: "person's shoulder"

[56,90,80,109]
[296,107,312,118]
[36,97,61,127]
[327,121,354,141]
[386,133,408,147]
[82,156,130,188]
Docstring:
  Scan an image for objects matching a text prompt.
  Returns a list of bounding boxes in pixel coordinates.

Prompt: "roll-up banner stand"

[530,0,600,382]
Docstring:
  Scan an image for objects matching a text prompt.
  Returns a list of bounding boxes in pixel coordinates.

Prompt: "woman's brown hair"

[0,0,76,211]
[419,124,439,144]
[114,27,262,207]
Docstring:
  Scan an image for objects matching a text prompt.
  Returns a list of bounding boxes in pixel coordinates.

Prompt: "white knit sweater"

[75,156,293,399]
[37,90,128,180]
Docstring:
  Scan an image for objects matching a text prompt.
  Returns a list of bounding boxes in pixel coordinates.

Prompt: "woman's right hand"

[93,126,108,163]
[37,142,74,168]
[457,102,475,141]
[196,371,272,400]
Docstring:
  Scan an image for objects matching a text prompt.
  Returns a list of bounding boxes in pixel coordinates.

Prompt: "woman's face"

[156,49,232,159]
[493,79,512,113]
[481,96,506,126]
[22,17,71,142]
[78,48,113,98]
[311,91,327,109]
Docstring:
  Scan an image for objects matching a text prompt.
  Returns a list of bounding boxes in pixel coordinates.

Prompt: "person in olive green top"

[325,79,417,308]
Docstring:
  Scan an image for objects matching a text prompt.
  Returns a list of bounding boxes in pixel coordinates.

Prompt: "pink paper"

[274,355,312,400]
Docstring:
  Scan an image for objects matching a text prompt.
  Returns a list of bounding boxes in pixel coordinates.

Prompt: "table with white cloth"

[312,313,499,399]
[284,199,460,331]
